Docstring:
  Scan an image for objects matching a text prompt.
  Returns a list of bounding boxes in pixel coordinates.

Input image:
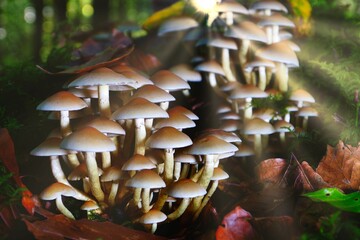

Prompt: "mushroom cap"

[207,37,238,50]
[125,169,165,189]
[37,91,88,111]
[195,60,225,76]
[81,201,100,211]
[68,67,136,88]
[234,143,255,157]
[154,112,196,130]
[68,87,98,98]
[31,137,72,156]
[60,126,116,152]
[257,14,295,28]
[84,117,125,136]
[101,166,125,182]
[290,89,315,103]
[146,127,193,149]
[215,1,249,14]
[188,135,238,155]
[122,154,156,171]
[200,129,242,143]
[167,179,206,198]
[274,120,294,132]
[280,40,301,52]
[244,57,275,70]
[216,104,232,114]
[225,21,267,42]
[131,85,175,103]
[170,64,202,82]
[111,97,169,120]
[230,84,268,99]
[158,16,198,36]
[253,108,275,122]
[220,112,241,120]
[243,118,275,135]
[117,70,154,89]
[296,107,318,117]
[151,70,190,91]
[40,182,76,200]
[220,81,242,92]
[211,168,229,181]
[68,162,103,180]
[256,42,299,66]
[220,119,242,132]
[48,109,89,120]
[174,153,198,164]
[250,1,288,13]
[167,106,199,120]
[139,209,167,224]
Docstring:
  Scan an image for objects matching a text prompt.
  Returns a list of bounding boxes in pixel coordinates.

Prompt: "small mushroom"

[138,209,167,234]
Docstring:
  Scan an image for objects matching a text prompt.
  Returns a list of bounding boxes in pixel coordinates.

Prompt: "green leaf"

[303,188,360,213]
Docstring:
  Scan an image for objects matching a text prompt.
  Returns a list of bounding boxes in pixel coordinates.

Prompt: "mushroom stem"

[192,180,218,221]
[108,181,119,206]
[133,187,142,208]
[85,152,105,202]
[60,111,72,137]
[167,198,191,221]
[222,48,236,81]
[122,120,134,160]
[275,63,289,92]
[279,132,286,146]
[164,148,175,185]
[141,188,151,213]
[50,156,69,185]
[179,164,190,179]
[134,118,146,155]
[272,25,280,43]
[258,66,267,91]
[254,134,262,158]
[150,223,158,234]
[244,97,253,120]
[160,101,169,111]
[56,197,75,220]
[98,85,111,118]
[102,151,112,169]
[208,72,217,88]
[239,39,250,66]
[173,162,181,181]
[302,116,309,130]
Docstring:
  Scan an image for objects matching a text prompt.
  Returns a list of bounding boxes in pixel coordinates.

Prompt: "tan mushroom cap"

[220,81,242,92]
[40,182,76,200]
[215,1,249,14]
[118,70,154,89]
[158,16,198,36]
[139,209,167,224]
[225,21,267,42]
[174,153,198,164]
[60,126,116,152]
[207,37,238,50]
[68,87,98,98]
[230,84,268,99]
[68,67,137,88]
[111,97,169,120]
[151,70,190,91]
[125,169,165,189]
[188,135,238,155]
[296,107,318,117]
[220,119,242,132]
[201,129,242,143]
[211,168,229,181]
[167,179,206,198]
[84,116,125,136]
[250,1,288,13]
[31,137,72,156]
[220,112,241,120]
[167,106,199,120]
[146,127,193,149]
[243,117,275,135]
[121,154,156,171]
[274,120,294,132]
[234,143,255,157]
[244,57,275,70]
[256,42,299,67]
[290,89,315,103]
[258,14,295,28]
[37,91,88,111]
[68,162,103,180]
[170,64,202,82]
[131,85,175,103]
[100,166,125,182]
[195,60,225,76]
[154,112,196,130]
[253,108,275,122]
[81,201,100,211]
[216,104,232,114]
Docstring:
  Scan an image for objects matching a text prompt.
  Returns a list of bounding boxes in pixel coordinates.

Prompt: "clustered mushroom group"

[31,0,319,235]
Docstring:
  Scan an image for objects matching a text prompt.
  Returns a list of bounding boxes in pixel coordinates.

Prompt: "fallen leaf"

[298,161,329,191]
[23,208,167,240]
[215,206,257,240]
[316,141,360,191]
[256,158,287,184]
[250,216,294,240]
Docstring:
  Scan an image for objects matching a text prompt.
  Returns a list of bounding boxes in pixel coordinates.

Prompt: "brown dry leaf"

[298,161,329,191]
[256,158,287,184]
[316,140,360,191]
[23,208,166,240]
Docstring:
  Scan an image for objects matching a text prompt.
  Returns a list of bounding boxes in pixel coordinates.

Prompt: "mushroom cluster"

[31,0,320,235]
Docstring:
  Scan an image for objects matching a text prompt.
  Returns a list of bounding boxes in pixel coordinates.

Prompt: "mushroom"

[273,119,294,146]
[195,60,225,88]
[167,106,199,121]
[68,162,103,194]
[289,89,315,108]
[121,154,157,177]
[154,111,196,131]
[40,182,79,219]
[100,166,126,206]
[81,200,102,218]
[249,0,288,16]
[138,209,167,234]
[60,126,116,203]
[257,14,295,44]
[215,1,248,26]
[296,106,318,130]
[157,16,199,36]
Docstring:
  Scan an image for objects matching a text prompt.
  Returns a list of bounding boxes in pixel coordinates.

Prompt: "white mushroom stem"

[83,178,91,193]
[160,101,169,111]
[145,119,153,137]
[56,197,75,220]
[98,85,111,118]
[302,116,309,130]
[225,11,234,26]
[173,162,181,181]
[239,39,250,66]
[258,66,267,91]
[85,152,105,202]
[134,187,142,208]
[60,111,72,137]
[149,223,158,234]
[275,63,289,92]
[222,48,236,81]
[141,188,151,213]
[102,151,112,169]
[254,134,262,157]
[134,118,146,155]
[192,180,219,221]
[265,27,273,44]
[108,180,119,206]
[179,164,190,179]
[279,132,286,146]
[164,148,175,185]
[122,120,134,160]
[244,97,253,120]
[208,72,218,88]
[272,25,280,43]
[167,198,191,221]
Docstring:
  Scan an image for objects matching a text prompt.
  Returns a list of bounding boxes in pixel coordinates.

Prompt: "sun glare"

[190,0,218,14]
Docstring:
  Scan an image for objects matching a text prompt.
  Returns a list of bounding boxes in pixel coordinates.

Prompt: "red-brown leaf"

[257,158,287,184]
[0,128,20,185]
[215,206,257,240]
